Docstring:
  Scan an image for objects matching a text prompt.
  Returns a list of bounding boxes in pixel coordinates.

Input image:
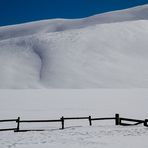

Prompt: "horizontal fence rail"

[120,118,144,123]
[64,117,89,120]
[91,117,115,121]
[120,117,144,126]
[0,114,147,132]
[0,118,18,131]
[0,128,17,131]
[0,119,17,122]
[19,119,61,123]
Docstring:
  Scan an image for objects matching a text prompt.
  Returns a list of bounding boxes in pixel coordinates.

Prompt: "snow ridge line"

[32,45,44,81]
[0,4,148,41]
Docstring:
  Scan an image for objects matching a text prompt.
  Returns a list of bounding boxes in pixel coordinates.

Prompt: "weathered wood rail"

[0,118,18,131]
[0,114,147,132]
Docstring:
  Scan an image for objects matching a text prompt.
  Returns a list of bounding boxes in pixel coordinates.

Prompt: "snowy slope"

[0,5,148,88]
[0,4,148,41]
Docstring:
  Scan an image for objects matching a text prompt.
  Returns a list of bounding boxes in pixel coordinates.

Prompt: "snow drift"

[0,5,148,88]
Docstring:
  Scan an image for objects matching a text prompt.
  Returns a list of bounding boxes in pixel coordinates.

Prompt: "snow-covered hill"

[0,5,148,88]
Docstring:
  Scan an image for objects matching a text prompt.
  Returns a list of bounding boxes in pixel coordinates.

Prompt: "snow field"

[0,89,148,147]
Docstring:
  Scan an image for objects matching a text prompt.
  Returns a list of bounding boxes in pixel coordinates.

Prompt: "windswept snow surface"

[1,126,148,148]
[0,5,148,88]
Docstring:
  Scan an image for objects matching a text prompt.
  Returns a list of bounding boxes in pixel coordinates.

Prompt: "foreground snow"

[1,126,148,148]
[0,89,148,148]
[0,5,148,88]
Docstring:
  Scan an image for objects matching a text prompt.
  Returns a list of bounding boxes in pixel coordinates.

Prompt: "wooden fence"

[0,114,148,132]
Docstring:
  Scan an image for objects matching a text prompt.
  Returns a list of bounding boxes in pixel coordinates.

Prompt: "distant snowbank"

[0,4,148,41]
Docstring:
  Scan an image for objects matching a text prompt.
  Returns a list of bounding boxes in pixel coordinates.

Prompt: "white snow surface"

[0,89,148,148]
[0,5,148,88]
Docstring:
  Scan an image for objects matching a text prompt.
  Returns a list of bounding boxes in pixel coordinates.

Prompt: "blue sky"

[0,0,148,26]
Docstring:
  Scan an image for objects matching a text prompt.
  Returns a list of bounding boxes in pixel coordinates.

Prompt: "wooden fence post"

[61,116,64,129]
[115,114,120,125]
[15,117,20,132]
[144,119,148,127]
[89,116,92,126]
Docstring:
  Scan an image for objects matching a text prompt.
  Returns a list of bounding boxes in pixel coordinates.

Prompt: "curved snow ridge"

[36,20,148,88]
[0,4,148,41]
[0,39,44,88]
